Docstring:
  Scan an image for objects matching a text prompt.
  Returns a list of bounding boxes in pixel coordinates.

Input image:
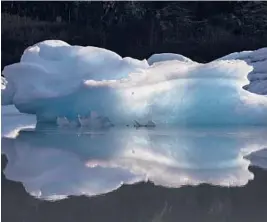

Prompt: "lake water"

[2,124,267,221]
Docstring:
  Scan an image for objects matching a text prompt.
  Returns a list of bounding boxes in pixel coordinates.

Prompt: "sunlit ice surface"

[2,40,267,125]
[2,123,267,201]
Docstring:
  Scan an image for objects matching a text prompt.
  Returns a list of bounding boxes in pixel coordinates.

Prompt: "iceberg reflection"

[2,126,267,200]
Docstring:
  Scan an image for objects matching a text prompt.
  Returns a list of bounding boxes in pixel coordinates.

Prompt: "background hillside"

[2,1,267,68]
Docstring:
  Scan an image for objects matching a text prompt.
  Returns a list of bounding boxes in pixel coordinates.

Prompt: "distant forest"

[1,1,267,68]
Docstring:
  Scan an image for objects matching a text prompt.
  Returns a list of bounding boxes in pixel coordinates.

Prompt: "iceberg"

[2,40,267,126]
[2,40,267,201]
[2,126,267,200]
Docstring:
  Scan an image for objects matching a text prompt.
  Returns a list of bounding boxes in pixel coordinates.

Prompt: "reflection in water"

[1,125,267,200]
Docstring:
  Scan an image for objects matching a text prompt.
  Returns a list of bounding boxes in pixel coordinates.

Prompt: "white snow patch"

[217,47,267,95]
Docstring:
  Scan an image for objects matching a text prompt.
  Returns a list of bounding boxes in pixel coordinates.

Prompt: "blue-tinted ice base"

[2,122,267,201]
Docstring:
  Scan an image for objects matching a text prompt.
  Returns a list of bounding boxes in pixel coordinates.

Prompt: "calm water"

[2,125,267,222]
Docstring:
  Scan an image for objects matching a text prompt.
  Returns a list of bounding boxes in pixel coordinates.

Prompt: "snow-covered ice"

[2,126,267,200]
[217,47,267,95]
[2,40,148,104]
[147,53,194,65]
[2,40,267,126]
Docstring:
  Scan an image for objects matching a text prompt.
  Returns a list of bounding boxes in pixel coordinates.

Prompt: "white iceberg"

[2,40,267,126]
[2,40,267,201]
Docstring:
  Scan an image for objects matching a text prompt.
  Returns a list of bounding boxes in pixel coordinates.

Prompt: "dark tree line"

[1,1,267,69]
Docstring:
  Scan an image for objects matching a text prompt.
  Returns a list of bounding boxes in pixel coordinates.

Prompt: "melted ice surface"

[2,124,267,201]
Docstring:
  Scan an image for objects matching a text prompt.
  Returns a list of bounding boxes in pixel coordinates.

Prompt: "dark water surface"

[2,155,267,222]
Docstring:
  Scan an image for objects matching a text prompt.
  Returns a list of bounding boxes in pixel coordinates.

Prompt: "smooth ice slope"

[2,40,267,126]
[147,53,194,65]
